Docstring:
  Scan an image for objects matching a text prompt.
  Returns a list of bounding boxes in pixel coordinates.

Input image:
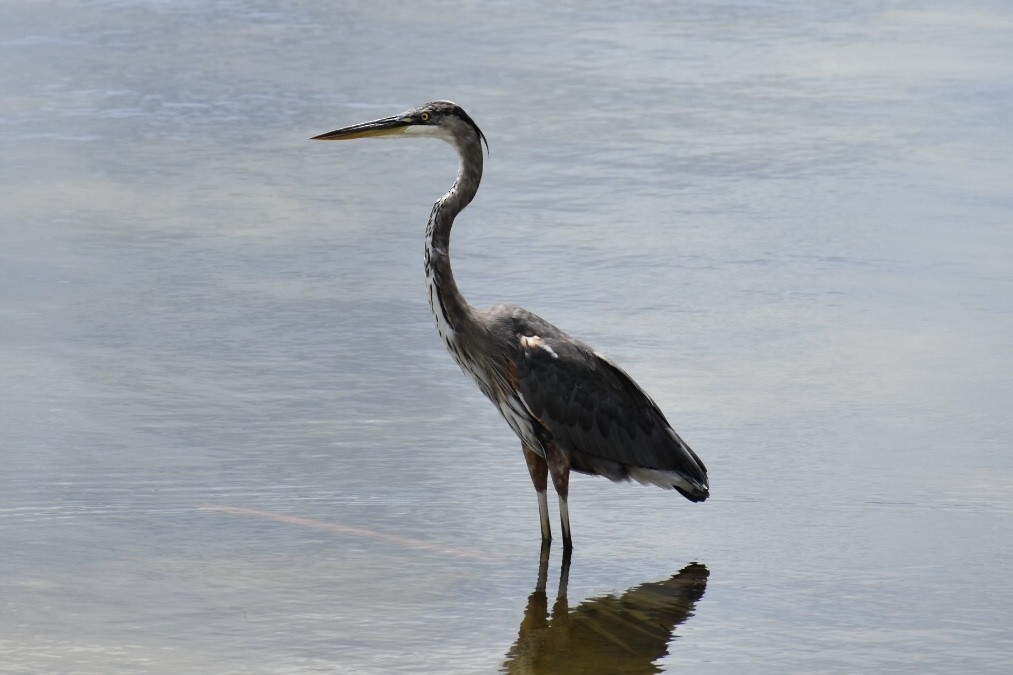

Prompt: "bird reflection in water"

[503,551,709,674]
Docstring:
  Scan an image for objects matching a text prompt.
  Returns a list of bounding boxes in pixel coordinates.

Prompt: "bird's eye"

[420,112,430,122]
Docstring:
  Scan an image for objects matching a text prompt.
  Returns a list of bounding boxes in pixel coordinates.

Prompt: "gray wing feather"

[510,314,708,495]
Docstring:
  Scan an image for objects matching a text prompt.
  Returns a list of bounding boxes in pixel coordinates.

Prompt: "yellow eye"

[420,112,430,122]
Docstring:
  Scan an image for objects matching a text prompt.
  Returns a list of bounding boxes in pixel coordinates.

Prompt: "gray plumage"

[313,101,708,553]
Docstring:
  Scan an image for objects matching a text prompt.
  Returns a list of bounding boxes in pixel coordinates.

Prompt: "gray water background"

[2,1,1011,672]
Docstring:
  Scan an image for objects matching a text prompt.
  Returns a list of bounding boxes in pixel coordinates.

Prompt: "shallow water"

[2,1,1012,673]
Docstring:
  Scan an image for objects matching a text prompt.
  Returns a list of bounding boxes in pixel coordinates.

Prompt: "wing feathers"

[513,327,708,500]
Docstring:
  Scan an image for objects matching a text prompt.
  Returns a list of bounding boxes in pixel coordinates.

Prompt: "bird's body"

[314,101,708,552]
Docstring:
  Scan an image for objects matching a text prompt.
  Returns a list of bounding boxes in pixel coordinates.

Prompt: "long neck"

[425,133,484,347]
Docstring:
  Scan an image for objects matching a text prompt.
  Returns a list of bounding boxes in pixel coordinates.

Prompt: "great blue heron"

[313,101,708,553]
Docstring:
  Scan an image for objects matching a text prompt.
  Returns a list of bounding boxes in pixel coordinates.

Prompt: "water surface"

[2,1,1011,672]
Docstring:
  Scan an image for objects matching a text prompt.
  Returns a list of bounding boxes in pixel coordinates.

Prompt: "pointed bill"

[311,115,411,141]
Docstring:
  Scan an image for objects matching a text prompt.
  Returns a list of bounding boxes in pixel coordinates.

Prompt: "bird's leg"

[557,496,572,554]
[522,443,552,543]
[535,542,550,593]
[557,547,571,600]
[549,538,571,621]
[539,538,552,567]
[544,443,573,554]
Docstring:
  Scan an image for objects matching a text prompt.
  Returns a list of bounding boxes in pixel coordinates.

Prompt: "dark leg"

[544,442,573,554]
[522,443,552,543]
[549,543,571,623]
[558,543,571,591]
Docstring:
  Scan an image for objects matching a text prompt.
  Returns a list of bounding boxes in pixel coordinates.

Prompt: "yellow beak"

[311,114,411,141]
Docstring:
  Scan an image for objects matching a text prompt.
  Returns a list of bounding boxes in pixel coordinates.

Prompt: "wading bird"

[313,101,708,553]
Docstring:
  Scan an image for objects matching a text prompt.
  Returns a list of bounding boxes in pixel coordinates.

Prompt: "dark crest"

[423,100,489,154]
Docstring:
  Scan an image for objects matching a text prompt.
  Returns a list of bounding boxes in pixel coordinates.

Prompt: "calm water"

[2,1,1012,673]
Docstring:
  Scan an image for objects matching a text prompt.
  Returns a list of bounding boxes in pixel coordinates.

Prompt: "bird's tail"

[666,428,709,502]
[627,464,709,501]
[675,482,709,503]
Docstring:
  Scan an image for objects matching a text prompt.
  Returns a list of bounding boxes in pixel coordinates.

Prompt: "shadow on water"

[503,549,709,674]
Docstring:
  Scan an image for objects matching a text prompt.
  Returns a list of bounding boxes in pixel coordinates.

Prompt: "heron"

[313,101,708,553]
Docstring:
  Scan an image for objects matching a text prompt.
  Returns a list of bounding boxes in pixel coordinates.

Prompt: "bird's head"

[312,100,488,154]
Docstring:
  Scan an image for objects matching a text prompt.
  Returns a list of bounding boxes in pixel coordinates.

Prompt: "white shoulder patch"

[519,334,558,359]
